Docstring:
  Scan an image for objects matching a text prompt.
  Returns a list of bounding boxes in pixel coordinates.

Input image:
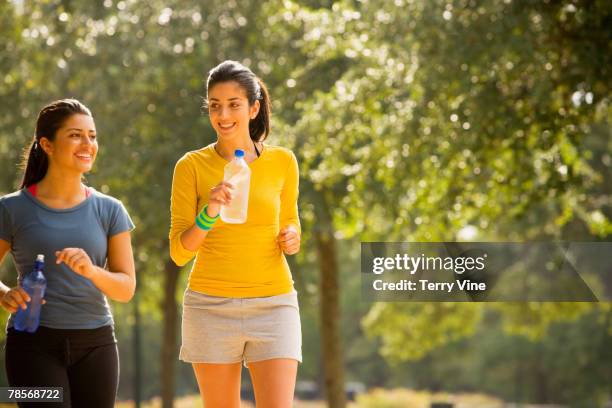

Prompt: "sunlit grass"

[0,394,335,407]
[0,389,503,407]
[115,396,338,407]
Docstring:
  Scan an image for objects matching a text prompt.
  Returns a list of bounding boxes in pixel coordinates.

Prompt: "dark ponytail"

[20,137,48,189]
[20,99,91,189]
[204,60,271,142]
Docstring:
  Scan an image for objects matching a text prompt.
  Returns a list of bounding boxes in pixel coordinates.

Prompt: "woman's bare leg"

[248,358,298,408]
[193,362,242,408]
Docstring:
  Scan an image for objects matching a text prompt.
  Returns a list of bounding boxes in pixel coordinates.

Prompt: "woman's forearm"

[180,224,210,252]
[0,282,10,298]
[179,203,220,252]
[90,267,135,303]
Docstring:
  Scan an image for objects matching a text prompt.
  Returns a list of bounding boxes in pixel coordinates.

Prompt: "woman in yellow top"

[169,60,301,408]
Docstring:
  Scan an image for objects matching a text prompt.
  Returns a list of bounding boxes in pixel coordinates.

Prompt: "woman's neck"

[215,136,260,162]
[36,167,85,202]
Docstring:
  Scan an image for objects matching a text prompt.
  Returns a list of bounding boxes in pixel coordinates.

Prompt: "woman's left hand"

[55,248,97,280]
[278,225,300,255]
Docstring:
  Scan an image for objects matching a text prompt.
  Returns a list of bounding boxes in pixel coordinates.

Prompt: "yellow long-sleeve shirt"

[169,143,300,298]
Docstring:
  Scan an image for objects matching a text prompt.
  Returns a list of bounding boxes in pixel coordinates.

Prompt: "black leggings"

[4,325,119,408]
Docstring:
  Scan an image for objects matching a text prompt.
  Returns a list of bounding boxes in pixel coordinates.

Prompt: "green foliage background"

[0,0,610,406]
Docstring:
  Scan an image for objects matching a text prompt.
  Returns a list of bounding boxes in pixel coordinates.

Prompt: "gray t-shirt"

[0,188,134,329]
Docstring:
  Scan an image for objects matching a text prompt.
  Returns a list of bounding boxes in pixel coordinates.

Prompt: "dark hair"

[20,98,92,189]
[204,60,271,142]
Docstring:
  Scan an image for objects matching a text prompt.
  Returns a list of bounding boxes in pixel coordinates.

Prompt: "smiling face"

[40,114,98,175]
[208,81,260,141]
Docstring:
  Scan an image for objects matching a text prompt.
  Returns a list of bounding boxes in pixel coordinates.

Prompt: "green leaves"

[0,0,610,401]
[363,302,483,362]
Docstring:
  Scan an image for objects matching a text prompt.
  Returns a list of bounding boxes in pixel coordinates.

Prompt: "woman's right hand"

[206,181,234,217]
[1,287,32,313]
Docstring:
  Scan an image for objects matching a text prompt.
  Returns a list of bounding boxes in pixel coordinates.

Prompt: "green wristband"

[195,205,219,231]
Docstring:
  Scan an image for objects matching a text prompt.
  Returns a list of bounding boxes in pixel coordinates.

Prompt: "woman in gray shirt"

[0,99,136,408]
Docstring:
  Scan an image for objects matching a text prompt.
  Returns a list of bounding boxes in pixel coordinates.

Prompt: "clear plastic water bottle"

[14,254,47,333]
[220,149,251,224]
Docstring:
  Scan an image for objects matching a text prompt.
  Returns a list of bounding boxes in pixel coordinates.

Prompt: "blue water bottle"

[14,254,47,333]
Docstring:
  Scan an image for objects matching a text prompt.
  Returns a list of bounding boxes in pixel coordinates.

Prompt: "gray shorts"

[180,288,302,366]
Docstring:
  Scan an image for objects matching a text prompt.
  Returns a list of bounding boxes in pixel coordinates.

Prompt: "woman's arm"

[55,231,136,303]
[179,217,211,252]
[170,155,234,263]
[278,151,301,255]
[0,239,10,297]
[178,182,233,252]
[0,239,33,312]
[169,156,200,266]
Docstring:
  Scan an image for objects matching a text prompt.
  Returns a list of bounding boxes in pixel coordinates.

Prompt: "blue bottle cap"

[235,149,245,158]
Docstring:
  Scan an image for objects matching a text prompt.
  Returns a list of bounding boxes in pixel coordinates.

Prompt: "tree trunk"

[315,224,346,408]
[161,259,181,408]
